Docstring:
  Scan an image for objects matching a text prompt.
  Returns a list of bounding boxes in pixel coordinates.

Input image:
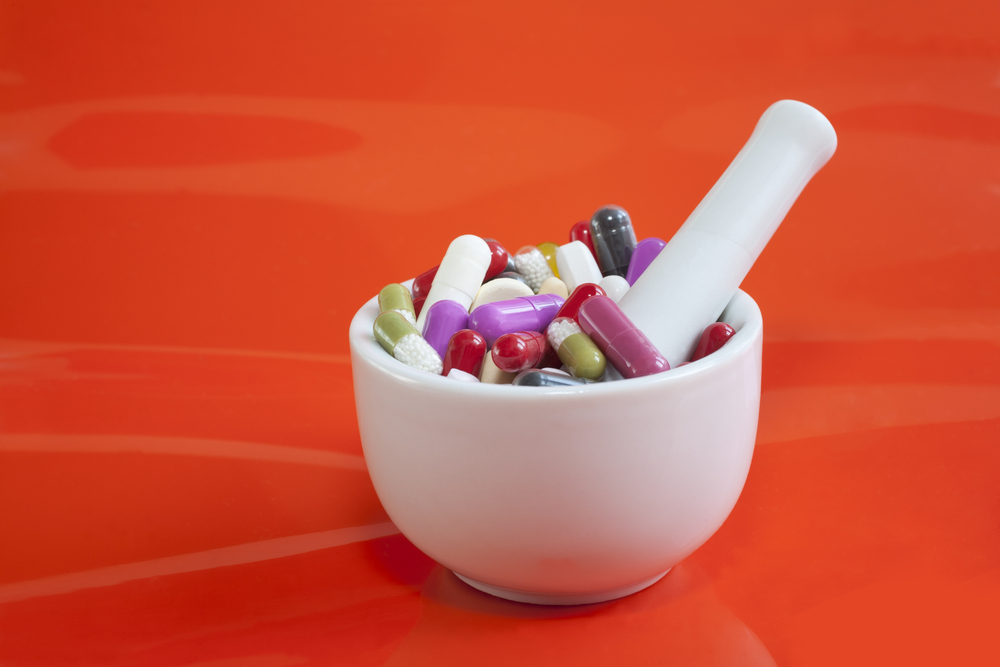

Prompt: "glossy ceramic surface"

[351,289,761,603]
[2,1,999,664]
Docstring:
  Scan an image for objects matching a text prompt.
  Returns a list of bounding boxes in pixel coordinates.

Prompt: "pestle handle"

[618,100,837,366]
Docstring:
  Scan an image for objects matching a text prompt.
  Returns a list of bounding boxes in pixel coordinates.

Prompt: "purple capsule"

[468,294,564,347]
[625,237,666,286]
[421,299,470,358]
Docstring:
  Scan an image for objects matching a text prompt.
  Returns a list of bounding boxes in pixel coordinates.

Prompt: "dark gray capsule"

[490,271,530,288]
[589,205,638,278]
[512,369,588,387]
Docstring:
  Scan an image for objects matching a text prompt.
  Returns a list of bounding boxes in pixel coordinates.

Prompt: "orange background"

[1,1,999,665]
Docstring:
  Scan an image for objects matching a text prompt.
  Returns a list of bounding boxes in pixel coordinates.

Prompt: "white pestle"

[618,100,837,367]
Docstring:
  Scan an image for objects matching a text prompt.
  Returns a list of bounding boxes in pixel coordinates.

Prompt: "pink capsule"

[491,331,550,373]
[690,322,736,361]
[578,295,669,379]
[555,283,606,323]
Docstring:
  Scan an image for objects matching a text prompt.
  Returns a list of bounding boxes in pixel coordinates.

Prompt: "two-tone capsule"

[491,331,549,373]
[378,283,416,325]
[546,317,606,380]
[374,311,443,375]
[416,235,492,330]
[589,205,638,278]
[578,295,668,379]
[512,245,555,293]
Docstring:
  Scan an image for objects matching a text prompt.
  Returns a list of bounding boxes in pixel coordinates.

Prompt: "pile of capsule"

[373,205,737,386]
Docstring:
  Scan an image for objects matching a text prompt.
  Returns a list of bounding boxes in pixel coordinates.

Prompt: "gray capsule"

[512,369,588,387]
[590,205,638,278]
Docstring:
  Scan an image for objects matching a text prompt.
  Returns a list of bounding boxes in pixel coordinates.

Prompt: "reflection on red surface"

[2,0,1000,664]
[50,112,363,168]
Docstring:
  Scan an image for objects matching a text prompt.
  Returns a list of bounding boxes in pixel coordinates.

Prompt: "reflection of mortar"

[349,288,762,605]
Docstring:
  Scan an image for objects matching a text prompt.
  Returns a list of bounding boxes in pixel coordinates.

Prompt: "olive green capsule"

[559,332,606,380]
[378,283,416,325]
[373,311,443,375]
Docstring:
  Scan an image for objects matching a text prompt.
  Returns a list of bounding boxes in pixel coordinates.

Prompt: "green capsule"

[374,311,419,355]
[378,283,416,325]
[558,332,606,381]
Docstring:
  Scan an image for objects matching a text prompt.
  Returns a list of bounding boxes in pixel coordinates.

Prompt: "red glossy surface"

[490,331,548,373]
[570,220,599,262]
[555,284,608,322]
[482,239,510,281]
[410,266,438,302]
[2,1,999,665]
[692,322,738,362]
[441,329,487,378]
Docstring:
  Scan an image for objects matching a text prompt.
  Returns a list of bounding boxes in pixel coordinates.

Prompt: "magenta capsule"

[442,329,487,377]
[467,294,564,347]
[624,237,666,286]
[690,322,736,361]
[554,283,606,322]
[578,295,669,379]
[492,331,550,373]
[411,265,439,301]
[421,299,469,359]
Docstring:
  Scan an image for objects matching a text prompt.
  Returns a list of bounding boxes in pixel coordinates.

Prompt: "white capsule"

[599,275,630,303]
[470,277,534,311]
[416,235,492,330]
[556,241,603,293]
[393,333,444,375]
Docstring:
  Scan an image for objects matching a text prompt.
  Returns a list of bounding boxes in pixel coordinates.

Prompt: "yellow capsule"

[536,242,560,278]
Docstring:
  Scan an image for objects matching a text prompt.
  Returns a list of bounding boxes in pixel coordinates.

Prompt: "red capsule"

[691,322,736,361]
[483,238,511,281]
[491,331,549,373]
[539,342,562,369]
[555,283,606,322]
[442,329,487,377]
[412,296,426,319]
[411,265,439,301]
[569,220,598,262]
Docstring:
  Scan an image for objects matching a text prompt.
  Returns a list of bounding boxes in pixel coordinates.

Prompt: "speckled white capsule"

[374,311,444,375]
[513,246,555,293]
